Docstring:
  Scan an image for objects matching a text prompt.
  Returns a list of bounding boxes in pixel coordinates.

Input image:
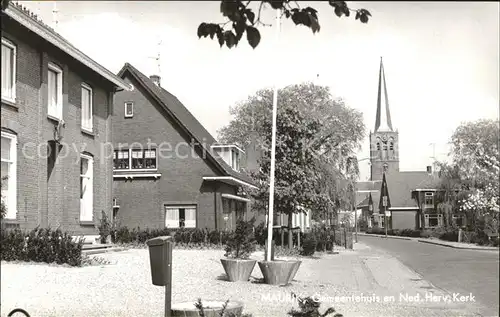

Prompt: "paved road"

[359,235,499,317]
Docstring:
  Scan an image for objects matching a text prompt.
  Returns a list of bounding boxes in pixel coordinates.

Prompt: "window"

[379,215,385,228]
[424,192,434,207]
[231,149,240,171]
[125,102,134,117]
[424,214,442,228]
[389,141,394,151]
[81,83,93,131]
[376,142,380,151]
[113,148,157,171]
[382,141,388,150]
[80,154,93,221]
[452,214,465,227]
[1,132,17,219]
[1,38,16,103]
[165,205,196,228]
[113,150,129,170]
[47,63,63,120]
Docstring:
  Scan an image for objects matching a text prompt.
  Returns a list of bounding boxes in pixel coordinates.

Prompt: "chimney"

[150,75,160,87]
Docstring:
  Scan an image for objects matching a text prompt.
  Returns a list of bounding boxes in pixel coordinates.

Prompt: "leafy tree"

[438,119,499,235]
[198,0,371,49]
[223,83,365,248]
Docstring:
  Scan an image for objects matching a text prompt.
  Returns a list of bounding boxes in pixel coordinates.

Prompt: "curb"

[82,247,126,256]
[356,233,413,241]
[359,233,499,251]
[417,239,499,251]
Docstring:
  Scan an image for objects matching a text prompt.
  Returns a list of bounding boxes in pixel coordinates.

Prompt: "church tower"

[370,57,399,181]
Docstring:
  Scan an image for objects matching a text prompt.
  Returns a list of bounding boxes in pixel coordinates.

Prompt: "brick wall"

[1,18,114,235]
[112,74,241,230]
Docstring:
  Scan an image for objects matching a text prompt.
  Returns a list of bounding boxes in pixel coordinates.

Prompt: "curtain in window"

[184,208,196,228]
[1,44,13,98]
[48,70,58,115]
[81,87,91,129]
[165,208,179,228]
[1,136,11,209]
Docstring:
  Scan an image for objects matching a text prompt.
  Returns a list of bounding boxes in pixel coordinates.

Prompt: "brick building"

[111,63,258,231]
[1,4,130,235]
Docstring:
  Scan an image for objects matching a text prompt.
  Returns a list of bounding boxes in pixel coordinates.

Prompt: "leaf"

[334,6,343,18]
[220,0,238,17]
[216,28,224,47]
[197,23,208,38]
[360,13,369,23]
[310,16,320,33]
[234,21,246,42]
[245,9,255,24]
[246,26,260,49]
[269,0,284,10]
[224,30,237,48]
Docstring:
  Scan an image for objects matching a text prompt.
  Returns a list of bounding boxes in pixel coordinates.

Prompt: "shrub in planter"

[220,217,257,282]
[300,233,316,256]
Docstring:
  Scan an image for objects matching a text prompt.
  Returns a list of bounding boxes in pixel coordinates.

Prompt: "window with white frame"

[113,148,157,171]
[424,192,434,207]
[1,38,16,103]
[125,102,134,117]
[165,205,196,228]
[47,63,63,119]
[379,215,385,228]
[80,154,93,221]
[81,83,93,131]
[1,132,17,219]
[231,149,240,171]
[424,214,442,228]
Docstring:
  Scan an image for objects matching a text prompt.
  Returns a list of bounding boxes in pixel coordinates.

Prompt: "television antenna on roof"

[148,37,162,75]
[52,1,58,30]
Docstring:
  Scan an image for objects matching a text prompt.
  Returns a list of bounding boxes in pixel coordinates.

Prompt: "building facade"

[1,4,130,235]
[111,63,258,231]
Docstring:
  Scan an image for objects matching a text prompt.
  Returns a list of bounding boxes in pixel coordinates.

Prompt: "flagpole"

[266,8,281,262]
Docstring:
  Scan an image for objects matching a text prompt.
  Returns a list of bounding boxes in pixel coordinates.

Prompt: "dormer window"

[231,149,240,171]
[211,144,243,172]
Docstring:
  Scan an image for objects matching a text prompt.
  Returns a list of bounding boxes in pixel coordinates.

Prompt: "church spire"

[375,57,393,132]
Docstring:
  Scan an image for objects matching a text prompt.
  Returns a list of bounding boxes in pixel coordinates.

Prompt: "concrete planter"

[171,300,244,317]
[258,260,301,285]
[220,258,256,282]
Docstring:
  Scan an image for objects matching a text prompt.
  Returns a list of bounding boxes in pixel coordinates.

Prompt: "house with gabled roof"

[1,3,131,236]
[355,58,455,231]
[111,63,258,231]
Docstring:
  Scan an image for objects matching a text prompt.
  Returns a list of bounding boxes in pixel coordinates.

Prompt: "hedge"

[1,227,84,266]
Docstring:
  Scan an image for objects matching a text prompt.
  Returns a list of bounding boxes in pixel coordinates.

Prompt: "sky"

[19,1,500,180]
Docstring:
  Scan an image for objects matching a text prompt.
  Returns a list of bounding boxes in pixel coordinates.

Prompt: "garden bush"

[1,227,83,266]
[224,217,256,259]
[300,233,317,256]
